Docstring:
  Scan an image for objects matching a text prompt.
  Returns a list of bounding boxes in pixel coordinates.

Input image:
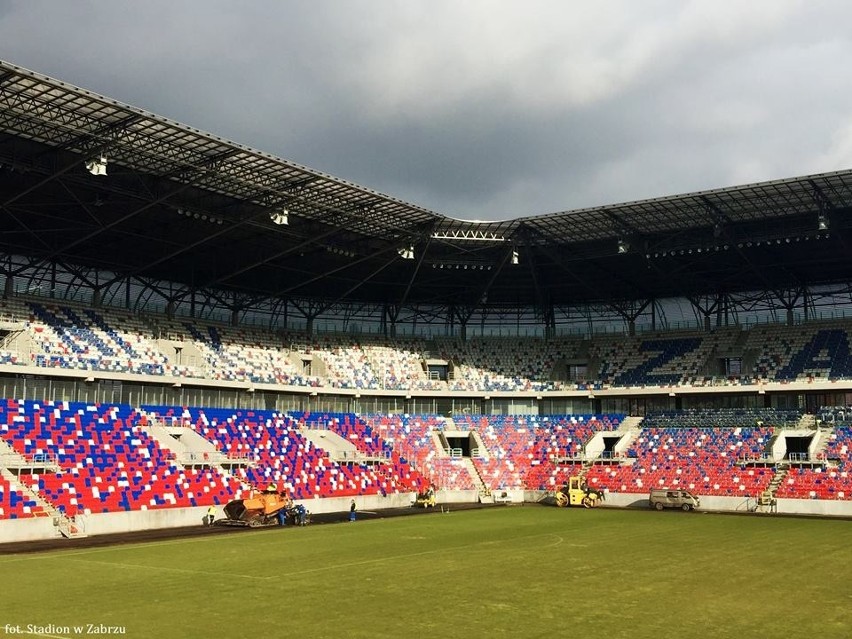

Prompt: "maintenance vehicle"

[649,488,700,511]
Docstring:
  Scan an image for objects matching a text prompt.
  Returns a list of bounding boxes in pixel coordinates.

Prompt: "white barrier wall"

[776,498,852,517]
[82,491,422,536]
[4,492,852,544]
[0,517,57,543]
[524,489,852,515]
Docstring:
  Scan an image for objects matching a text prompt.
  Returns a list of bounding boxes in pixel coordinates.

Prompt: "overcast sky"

[2,1,852,220]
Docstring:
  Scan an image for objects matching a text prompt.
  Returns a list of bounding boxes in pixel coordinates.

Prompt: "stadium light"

[85,155,108,176]
[818,213,829,231]
[511,249,519,265]
[398,245,415,260]
[269,208,289,225]
[617,239,629,254]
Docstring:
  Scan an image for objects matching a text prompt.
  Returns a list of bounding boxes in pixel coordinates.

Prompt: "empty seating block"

[147,407,427,500]
[776,426,852,500]
[586,426,775,496]
[0,399,242,516]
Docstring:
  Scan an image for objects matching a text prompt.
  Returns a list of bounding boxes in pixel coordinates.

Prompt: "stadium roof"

[1,59,852,319]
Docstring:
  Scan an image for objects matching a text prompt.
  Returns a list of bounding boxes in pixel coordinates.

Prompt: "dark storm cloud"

[2,0,852,219]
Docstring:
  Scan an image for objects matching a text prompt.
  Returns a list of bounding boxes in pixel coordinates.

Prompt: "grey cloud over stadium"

[2,0,852,220]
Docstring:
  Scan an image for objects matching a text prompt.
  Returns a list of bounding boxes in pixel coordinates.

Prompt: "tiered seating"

[778,329,852,380]
[150,407,426,499]
[363,414,477,490]
[776,466,850,500]
[438,337,570,392]
[746,322,852,382]
[10,292,852,391]
[293,412,390,457]
[152,319,315,386]
[0,475,48,519]
[361,340,442,391]
[291,411,429,493]
[643,408,801,429]
[26,302,177,376]
[776,426,852,500]
[0,400,241,516]
[457,415,536,490]
[524,414,624,490]
[586,426,775,496]
[594,335,703,387]
[451,413,622,491]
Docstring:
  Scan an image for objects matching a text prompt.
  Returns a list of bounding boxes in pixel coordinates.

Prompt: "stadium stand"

[0,475,47,519]
[147,407,426,499]
[586,425,775,497]
[0,400,242,516]
[9,294,852,391]
[4,294,852,530]
[775,425,852,500]
[361,414,478,490]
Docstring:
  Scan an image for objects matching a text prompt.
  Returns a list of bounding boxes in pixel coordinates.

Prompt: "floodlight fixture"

[85,155,108,176]
[617,239,629,254]
[269,208,289,225]
[511,249,519,265]
[398,245,415,260]
[818,213,829,231]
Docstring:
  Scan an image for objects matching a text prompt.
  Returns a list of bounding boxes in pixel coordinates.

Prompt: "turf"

[2,506,850,639]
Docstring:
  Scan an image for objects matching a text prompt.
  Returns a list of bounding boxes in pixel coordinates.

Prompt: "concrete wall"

[0,516,57,543]
[776,498,852,517]
[83,506,212,536]
[5,490,852,544]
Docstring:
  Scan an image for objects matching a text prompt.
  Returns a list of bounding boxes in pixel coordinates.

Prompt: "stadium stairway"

[470,430,490,459]
[298,428,363,463]
[798,414,817,430]
[0,467,85,538]
[460,457,490,500]
[0,437,60,473]
[142,420,253,467]
[763,465,790,505]
[618,416,645,431]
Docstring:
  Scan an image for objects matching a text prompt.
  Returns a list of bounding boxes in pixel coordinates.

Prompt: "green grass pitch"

[2,507,850,639]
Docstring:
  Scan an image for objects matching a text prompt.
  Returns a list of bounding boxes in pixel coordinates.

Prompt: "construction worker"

[205,504,216,526]
[349,499,356,522]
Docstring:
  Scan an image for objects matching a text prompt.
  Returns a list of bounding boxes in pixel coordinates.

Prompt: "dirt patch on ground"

[0,501,508,555]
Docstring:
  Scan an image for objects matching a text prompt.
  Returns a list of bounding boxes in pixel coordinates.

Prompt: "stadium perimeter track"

[3,501,850,556]
[0,502,497,555]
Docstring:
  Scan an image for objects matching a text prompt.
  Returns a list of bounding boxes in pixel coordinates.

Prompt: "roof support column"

[3,257,12,298]
[542,302,556,339]
[689,293,723,332]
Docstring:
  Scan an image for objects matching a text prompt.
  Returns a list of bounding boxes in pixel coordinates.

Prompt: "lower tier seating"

[0,475,48,519]
[585,427,775,497]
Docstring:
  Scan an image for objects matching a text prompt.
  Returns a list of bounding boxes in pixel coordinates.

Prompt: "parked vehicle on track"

[649,488,700,511]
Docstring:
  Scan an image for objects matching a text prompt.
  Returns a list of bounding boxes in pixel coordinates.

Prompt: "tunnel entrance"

[784,435,813,462]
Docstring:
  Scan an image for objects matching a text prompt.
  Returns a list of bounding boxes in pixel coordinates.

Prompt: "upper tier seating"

[0,298,195,377]
[438,337,573,392]
[593,335,704,387]
[8,294,852,391]
[747,322,852,382]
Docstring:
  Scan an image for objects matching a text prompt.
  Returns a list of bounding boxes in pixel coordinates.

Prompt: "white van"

[649,489,700,511]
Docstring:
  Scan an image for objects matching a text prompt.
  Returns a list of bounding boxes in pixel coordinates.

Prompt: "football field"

[1,506,849,639]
